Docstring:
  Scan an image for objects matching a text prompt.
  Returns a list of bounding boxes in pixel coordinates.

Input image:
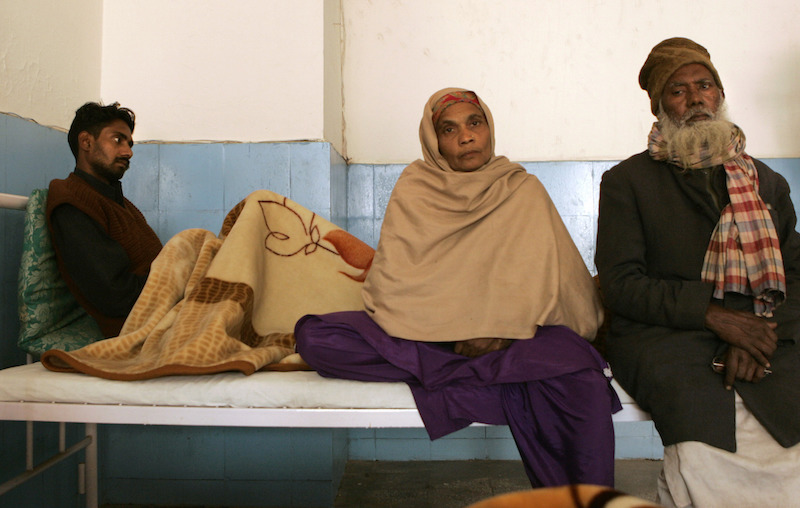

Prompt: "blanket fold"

[42,190,374,380]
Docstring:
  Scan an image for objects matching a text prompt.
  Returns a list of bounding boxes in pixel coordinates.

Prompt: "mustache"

[679,107,716,125]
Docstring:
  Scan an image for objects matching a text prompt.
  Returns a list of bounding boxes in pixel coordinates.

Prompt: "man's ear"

[78,131,93,152]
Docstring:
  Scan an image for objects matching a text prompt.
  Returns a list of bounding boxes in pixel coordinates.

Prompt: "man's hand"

[719,346,771,389]
[704,304,778,368]
[453,338,513,358]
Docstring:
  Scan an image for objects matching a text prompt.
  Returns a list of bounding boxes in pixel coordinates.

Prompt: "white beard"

[657,102,734,169]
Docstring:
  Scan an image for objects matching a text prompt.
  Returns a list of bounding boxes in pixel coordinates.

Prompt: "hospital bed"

[0,191,649,508]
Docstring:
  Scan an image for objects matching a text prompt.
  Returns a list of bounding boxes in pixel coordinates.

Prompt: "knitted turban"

[639,37,723,115]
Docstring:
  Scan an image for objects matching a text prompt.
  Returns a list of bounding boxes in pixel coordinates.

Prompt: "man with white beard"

[595,37,800,507]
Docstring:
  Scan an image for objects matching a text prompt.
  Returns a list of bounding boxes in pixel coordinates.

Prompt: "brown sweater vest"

[46,174,162,336]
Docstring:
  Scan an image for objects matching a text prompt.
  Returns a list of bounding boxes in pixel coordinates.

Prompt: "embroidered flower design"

[258,198,374,281]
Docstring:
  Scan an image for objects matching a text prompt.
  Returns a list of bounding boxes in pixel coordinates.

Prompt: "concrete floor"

[333,459,663,508]
[102,459,663,508]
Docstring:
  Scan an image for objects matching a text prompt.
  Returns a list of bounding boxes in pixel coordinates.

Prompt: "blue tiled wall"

[3,113,800,505]
[124,140,344,243]
[100,425,347,507]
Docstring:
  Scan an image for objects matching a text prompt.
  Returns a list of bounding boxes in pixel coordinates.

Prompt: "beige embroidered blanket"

[41,190,374,380]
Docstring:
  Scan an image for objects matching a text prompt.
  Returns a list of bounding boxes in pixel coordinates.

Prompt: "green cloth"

[17,188,103,356]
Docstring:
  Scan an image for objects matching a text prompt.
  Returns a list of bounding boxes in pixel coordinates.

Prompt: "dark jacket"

[47,172,162,336]
[596,151,800,451]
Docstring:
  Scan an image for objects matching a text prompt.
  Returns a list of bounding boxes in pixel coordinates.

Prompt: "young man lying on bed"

[47,102,162,338]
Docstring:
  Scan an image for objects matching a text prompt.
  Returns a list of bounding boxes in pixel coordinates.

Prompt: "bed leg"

[85,423,98,508]
[26,421,33,470]
[59,422,66,452]
[25,356,34,471]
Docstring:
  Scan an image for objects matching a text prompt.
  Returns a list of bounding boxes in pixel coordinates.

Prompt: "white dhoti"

[657,392,800,508]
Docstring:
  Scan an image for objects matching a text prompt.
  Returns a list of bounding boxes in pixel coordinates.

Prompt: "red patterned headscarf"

[431,91,482,126]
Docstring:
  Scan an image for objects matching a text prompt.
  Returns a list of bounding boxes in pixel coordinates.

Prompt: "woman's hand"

[453,338,513,358]
[704,304,778,368]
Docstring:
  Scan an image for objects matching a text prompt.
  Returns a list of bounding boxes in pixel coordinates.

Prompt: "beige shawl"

[362,88,603,342]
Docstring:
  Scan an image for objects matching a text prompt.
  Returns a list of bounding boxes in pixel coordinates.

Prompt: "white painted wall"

[0,0,102,131]
[342,0,800,162]
[324,0,344,156]
[3,1,799,161]
[101,0,327,144]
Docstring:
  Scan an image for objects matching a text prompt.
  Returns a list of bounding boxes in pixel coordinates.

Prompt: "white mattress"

[0,362,418,409]
[0,362,636,411]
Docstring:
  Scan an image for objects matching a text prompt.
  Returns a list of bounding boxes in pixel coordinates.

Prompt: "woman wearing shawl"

[295,88,621,487]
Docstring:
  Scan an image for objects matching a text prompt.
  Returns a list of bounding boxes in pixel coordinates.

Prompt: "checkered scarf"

[648,123,786,316]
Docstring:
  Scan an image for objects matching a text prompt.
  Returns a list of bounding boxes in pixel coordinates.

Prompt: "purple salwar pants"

[294,311,620,488]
